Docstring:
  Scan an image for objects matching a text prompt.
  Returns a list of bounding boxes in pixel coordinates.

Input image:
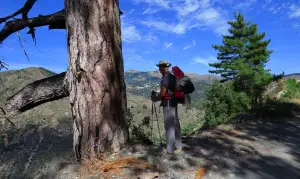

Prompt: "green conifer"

[209,11,275,107]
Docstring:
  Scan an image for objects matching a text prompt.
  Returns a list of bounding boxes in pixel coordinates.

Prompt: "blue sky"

[0,0,299,75]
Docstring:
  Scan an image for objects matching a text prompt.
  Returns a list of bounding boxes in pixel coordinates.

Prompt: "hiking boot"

[163,148,183,155]
[175,149,183,153]
[175,149,183,155]
[163,148,174,155]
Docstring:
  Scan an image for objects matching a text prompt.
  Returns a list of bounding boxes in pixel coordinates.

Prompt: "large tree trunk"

[64,0,129,160]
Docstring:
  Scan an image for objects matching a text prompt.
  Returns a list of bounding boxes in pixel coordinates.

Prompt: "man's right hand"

[151,92,160,102]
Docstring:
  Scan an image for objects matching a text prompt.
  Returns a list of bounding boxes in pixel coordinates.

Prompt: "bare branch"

[0,56,8,71]
[0,10,65,44]
[4,72,68,117]
[0,0,38,24]
[16,31,30,61]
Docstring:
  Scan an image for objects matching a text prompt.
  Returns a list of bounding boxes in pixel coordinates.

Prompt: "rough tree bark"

[65,0,129,159]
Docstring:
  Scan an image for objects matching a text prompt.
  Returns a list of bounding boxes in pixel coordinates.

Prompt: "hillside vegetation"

[0,67,208,178]
[125,70,219,105]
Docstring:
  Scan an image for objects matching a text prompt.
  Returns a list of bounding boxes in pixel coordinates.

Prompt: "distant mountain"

[124,70,221,104]
[284,73,300,80]
[0,67,56,104]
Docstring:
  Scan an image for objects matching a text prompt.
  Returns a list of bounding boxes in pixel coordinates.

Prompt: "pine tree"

[209,11,274,107]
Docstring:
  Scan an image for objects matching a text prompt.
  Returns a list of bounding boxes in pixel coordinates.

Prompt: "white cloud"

[262,2,300,18]
[121,25,142,43]
[289,4,300,18]
[175,0,201,16]
[140,21,188,34]
[140,7,229,36]
[164,42,173,49]
[195,8,229,35]
[127,55,142,62]
[143,8,162,14]
[192,56,217,66]
[197,8,220,21]
[122,46,157,71]
[268,6,281,14]
[292,23,300,28]
[234,0,257,9]
[136,0,229,36]
[183,40,196,50]
[144,33,158,43]
[133,0,170,9]
[128,9,135,14]
[123,48,142,64]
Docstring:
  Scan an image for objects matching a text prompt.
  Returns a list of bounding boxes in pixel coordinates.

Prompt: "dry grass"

[80,154,158,179]
[195,167,206,179]
[290,98,300,105]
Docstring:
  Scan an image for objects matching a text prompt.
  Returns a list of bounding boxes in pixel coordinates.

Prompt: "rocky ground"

[1,116,300,179]
[118,118,300,179]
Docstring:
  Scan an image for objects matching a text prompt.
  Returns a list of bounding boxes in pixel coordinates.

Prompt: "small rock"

[212,165,218,170]
[147,156,160,165]
[137,170,159,179]
[119,150,132,157]
[143,104,147,109]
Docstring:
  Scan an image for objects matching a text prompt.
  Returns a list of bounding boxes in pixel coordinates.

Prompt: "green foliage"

[282,78,300,99]
[142,104,147,109]
[126,108,152,144]
[126,108,134,129]
[181,119,205,136]
[259,98,296,118]
[199,81,250,127]
[209,11,276,107]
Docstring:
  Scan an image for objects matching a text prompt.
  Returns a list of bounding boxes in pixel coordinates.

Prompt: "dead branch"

[0,57,8,71]
[4,72,69,117]
[0,10,65,44]
[0,0,37,24]
[16,31,30,61]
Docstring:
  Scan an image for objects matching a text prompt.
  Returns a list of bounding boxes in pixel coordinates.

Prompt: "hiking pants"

[163,105,182,153]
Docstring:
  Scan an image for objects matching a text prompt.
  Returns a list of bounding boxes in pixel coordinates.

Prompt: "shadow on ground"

[1,109,300,178]
[124,116,300,179]
[0,116,78,179]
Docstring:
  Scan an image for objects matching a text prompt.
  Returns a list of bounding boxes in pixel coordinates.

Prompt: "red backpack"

[171,66,195,103]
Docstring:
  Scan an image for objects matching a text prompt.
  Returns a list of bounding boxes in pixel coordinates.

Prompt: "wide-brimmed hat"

[156,60,171,67]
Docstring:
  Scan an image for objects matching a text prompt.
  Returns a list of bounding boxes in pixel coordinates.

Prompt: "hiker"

[151,60,183,154]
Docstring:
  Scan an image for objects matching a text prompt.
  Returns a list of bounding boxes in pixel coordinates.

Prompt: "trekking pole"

[151,102,154,143]
[153,102,163,145]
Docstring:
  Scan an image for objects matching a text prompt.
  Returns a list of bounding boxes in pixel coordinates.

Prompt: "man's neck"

[163,71,169,76]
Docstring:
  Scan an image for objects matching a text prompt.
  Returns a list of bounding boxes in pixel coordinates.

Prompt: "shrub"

[199,81,251,127]
[282,78,300,99]
[126,108,134,129]
[181,119,205,136]
[258,98,296,118]
[131,116,152,144]
[142,104,147,109]
[126,109,152,144]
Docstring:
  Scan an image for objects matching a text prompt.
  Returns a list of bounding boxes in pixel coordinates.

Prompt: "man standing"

[151,60,183,154]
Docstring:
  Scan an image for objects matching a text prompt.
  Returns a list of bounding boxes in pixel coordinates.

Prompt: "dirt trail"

[119,118,300,179]
[1,118,300,179]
